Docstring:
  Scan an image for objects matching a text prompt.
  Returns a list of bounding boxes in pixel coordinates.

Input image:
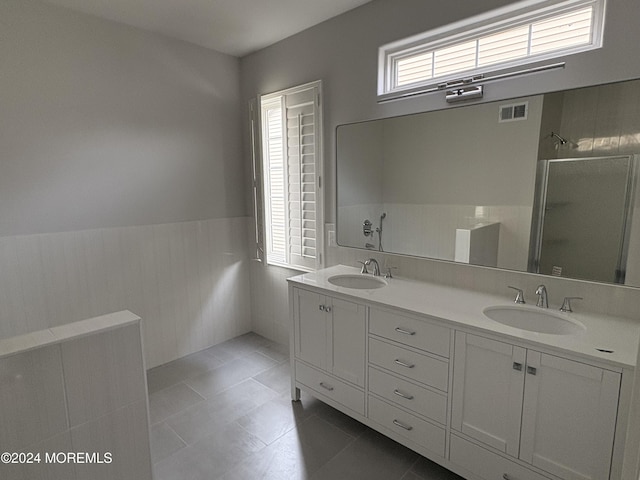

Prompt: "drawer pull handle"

[513,362,522,371]
[393,389,414,400]
[319,382,334,391]
[393,419,413,431]
[527,366,537,375]
[395,327,416,336]
[394,359,415,369]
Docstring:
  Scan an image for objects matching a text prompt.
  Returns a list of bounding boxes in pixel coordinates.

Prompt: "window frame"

[256,80,324,272]
[378,0,606,101]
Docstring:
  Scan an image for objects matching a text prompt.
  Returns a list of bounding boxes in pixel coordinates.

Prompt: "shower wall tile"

[0,217,252,369]
[61,323,146,427]
[3,432,76,480]
[558,79,640,158]
[0,345,67,452]
[71,400,152,480]
[0,315,151,480]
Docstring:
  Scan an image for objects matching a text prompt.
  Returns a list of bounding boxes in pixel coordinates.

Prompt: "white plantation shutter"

[260,81,323,271]
[382,0,605,98]
[262,98,287,264]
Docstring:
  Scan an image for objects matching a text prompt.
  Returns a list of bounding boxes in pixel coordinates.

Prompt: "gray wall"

[1,0,245,236]
[0,0,252,368]
[380,95,543,206]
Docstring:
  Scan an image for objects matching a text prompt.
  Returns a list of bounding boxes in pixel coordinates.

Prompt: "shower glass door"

[531,155,636,284]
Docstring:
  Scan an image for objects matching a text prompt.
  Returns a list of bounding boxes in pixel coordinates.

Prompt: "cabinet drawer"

[295,361,365,415]
[450,435,552,480]
[368,367,447,424]
[368,396,445,457]
[369,337,449,392]
[370,308,450,358]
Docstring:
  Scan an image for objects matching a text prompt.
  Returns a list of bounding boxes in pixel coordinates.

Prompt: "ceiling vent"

[499,102,528,122]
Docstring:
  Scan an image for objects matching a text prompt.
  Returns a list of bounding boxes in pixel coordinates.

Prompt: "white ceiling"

[42,0,373,57]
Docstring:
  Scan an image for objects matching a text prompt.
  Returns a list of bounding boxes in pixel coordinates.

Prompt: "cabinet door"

[328,297,366,386]
[520,351,621,480]
[452,332,526,457]
[294,289,328,370]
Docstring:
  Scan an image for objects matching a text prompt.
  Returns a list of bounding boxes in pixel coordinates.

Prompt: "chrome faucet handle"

[384,267,398,279]
[560,296,583,313]
[507,286,526,304]
[357,261,369,274]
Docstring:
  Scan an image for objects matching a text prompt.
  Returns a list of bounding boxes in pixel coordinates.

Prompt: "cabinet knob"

[318,305,325,311]
[503,475,512,480]
[325,306,332,313]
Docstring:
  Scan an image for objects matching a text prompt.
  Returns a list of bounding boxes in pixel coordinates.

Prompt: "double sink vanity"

[288,264,639,480]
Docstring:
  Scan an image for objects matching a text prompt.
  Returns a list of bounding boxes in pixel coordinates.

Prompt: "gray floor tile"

[258,342,290,363]
[165,379,279,445]
[149,382,205,425]
[149,422,187,464]
[184,357,269,398]
[147,364,189,395]
[315,403,369,438]
[153,422,266,480]
[235,397,300,445]
[147,350,224,394]
[219,415,354,480]
[410,457,464,479]
[147,333,460,480]
[253,362,292,395]
[282,390,334,423]
[243,351,279,370]
[309,428,418,480]
[401,472,428,480]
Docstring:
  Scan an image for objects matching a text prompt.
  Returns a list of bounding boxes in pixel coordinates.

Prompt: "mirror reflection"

[336,78,640,286]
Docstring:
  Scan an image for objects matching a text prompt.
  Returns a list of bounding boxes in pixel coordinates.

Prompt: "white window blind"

[380,0,605,99]
[260,81,323,271]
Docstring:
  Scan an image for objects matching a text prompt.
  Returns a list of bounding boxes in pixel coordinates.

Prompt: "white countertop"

[288,265,640,369]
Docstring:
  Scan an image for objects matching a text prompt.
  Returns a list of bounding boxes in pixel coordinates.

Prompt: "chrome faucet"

[535,284,548,308]
[364,258,381,276]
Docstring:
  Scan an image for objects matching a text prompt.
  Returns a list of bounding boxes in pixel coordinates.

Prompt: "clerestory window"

[378,0,606,101]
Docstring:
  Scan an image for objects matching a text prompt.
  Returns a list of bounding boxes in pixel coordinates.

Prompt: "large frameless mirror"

[336,78,640,286]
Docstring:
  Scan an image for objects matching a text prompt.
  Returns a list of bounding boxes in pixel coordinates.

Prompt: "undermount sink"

[328,274,387,290]
[483,305,586,335]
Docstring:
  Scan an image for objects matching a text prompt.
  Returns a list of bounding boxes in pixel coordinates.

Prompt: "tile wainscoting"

[0,217,252,368]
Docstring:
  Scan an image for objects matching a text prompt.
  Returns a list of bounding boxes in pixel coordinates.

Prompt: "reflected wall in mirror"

[336,78,640,286]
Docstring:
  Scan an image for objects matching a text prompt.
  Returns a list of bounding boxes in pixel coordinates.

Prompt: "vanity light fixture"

[446,85,484,103]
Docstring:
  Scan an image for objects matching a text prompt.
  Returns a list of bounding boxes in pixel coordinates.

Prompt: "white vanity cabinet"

[367,307,451,458]
[288,266,634,480]
[452,331,621,480]
[292,287,367,414]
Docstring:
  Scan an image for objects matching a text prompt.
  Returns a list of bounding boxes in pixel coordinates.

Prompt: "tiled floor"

[148,333,463,480]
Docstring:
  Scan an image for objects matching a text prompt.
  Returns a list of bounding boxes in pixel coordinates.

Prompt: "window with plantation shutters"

[259,81,324,271]
[379,0,606,101]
